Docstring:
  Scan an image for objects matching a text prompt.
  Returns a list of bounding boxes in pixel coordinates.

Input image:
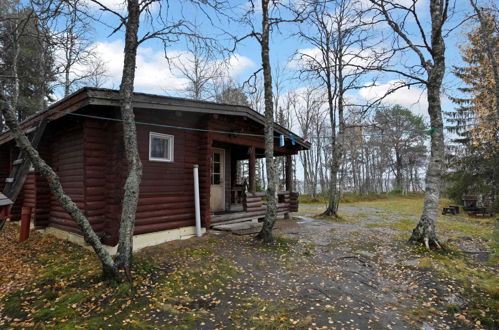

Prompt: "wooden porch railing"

[243,191,298,213]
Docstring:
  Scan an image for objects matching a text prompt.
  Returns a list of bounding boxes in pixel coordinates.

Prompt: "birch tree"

[55,0,108,96]
[237,0,305,242]
[293,87,327,197]
[296,0,382,216]
[86,0,227,275]
[369,0,453,248]
[172,34,224,100]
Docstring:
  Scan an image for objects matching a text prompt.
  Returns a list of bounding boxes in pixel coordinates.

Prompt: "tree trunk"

[324,67,344,217]
[114,0,143,275]
[409,82,444,248]
[257,0,278,243]
[395,150,402,191]
[409,0,446,248]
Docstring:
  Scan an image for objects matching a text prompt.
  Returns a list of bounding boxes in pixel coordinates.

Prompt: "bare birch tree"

[55,0,108,96]
[237,0,305,242]
[293,87,327,197]
[88,0,228,275]
[296,0,382,216]
[369,0,453,248]
[2,0,225,279]
[172,33,224,100]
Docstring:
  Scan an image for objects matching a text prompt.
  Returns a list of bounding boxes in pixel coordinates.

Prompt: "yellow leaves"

[455,19,498,158]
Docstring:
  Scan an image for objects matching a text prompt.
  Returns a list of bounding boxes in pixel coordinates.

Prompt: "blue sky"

[67,0,476,121]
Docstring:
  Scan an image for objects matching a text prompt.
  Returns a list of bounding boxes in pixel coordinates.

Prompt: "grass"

[299,192,425,205]
[367,218,417,232]
[256,235,299,254]
[1,194,497,328]
[413,247,498,328]
[230,297,311,328]
[305,194,498,328]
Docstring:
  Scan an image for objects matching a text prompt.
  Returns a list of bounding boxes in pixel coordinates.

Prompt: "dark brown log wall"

[0,104,301,244]
[103,121,124,245]
[198,131,212,227]
[83,119,110,241]
[133,110,205,235]
[22,173,36,221]
[34,173,50,227]
[48,127,87,234]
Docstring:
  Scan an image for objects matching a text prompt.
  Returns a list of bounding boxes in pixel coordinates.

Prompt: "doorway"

[210,148,225,212]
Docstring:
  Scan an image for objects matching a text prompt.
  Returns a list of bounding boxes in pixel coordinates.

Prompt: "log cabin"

[0,88,309,252]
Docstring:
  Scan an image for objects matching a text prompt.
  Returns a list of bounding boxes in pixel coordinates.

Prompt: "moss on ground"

[1,236,246,328]
[413,247,498,327]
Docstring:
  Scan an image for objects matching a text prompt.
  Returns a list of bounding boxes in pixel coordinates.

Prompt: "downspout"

[193,165,202,237]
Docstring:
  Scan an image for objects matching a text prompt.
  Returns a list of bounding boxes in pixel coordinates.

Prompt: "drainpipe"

[193,165,202,237]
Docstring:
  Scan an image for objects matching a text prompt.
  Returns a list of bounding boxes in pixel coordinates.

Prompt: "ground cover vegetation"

[1,196,497,328]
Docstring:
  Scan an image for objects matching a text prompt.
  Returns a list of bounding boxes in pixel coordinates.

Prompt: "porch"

[209,141,299,226]
[211,191,299,225]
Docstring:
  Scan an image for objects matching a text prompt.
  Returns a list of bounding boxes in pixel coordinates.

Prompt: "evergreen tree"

[447,7,498,209]
[372,106,427,192]
[0,0,56,120]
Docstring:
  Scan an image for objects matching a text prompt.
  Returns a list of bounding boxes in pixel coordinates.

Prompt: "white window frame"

[149,132,174,162]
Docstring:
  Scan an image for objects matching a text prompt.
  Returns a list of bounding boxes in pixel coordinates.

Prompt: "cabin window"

[149,132,174,162]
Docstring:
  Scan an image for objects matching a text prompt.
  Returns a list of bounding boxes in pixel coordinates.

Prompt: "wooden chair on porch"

[231,179,247,205]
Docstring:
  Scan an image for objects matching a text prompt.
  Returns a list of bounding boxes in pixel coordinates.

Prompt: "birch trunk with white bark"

[114,0,143,276]
[257,0,278,243]
[409,0,446,248]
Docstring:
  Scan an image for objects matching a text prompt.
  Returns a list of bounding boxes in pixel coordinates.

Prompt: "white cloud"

[84,0,126,12]
[226,54,255,77]
[92,40,255,95]
[359,80,429,116]
[83,0,161,16]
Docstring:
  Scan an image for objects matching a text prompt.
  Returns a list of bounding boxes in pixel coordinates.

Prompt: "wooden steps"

[2,119,48,203]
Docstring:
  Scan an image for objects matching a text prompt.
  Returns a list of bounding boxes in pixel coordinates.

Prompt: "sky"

[59,0,476,124]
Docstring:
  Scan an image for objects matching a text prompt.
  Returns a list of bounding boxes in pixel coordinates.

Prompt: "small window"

[149,132,174,162]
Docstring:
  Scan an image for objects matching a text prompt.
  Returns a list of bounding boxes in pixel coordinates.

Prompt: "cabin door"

[210,149,225,212]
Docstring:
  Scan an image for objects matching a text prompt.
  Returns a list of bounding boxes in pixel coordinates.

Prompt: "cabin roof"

[0,87,310,149]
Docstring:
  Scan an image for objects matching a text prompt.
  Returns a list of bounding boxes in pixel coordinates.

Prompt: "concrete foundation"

[43,226,206,255]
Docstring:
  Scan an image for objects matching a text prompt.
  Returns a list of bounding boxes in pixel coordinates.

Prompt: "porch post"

[249,146,256,194]
[286,154,293,192]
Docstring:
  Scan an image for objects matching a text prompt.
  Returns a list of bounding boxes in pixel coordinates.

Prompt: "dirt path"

[171,203,492,329]
[268,205,462,329]
[1,202,495,329]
